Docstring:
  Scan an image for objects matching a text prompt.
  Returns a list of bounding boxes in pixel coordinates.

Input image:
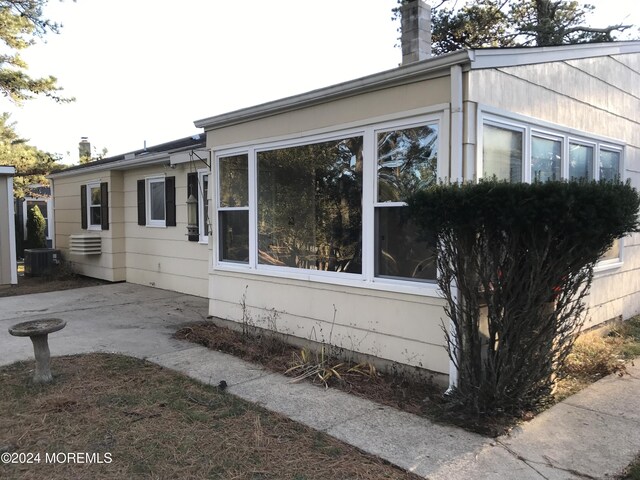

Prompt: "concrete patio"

[1,282,639,479]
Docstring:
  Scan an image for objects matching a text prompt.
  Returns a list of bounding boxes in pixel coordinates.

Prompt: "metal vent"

[69,234,102,255]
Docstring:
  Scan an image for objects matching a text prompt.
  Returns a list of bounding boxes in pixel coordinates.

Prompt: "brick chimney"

[79,137,91,159]
[401,0,431,65]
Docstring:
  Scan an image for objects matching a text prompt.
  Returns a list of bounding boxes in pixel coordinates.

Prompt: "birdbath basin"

[9,318,67,384]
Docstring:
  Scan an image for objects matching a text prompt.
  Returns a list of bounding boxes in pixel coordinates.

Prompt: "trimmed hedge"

[408,179,640,414]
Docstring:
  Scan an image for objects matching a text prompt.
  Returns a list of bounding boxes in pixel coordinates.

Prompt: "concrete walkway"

[1,283,638,479]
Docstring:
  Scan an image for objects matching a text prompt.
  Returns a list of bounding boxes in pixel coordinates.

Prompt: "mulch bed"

[174,322,519,436]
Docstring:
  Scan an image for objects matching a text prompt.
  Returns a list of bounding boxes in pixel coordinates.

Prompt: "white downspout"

[447,64,464,392]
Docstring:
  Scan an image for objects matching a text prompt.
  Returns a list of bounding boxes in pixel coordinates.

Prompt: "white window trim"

[86,182,102,231]
[198,169,209,244]
[146,176,166,228]
[478,108,626,271]
[213,112,447,298]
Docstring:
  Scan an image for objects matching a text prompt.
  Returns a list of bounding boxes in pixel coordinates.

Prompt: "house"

[0,165,17,285]
[50,3,640,382]
[49,135,210,297]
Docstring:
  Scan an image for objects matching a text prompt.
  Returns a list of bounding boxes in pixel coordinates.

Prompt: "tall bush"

[408,179,640,414]
[26,204,47,249]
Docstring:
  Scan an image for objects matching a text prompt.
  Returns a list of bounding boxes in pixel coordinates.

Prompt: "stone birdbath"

[8,318,67,383]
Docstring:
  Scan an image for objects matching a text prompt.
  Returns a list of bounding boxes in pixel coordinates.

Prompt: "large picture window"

[257,136,363,273]
[215,115,444,288]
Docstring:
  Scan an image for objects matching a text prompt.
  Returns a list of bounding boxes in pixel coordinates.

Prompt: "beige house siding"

[52,170,126,282]
[123,163,209,298]
[206,74,454,375]
[52,162,209,297]
[467,52,640,327]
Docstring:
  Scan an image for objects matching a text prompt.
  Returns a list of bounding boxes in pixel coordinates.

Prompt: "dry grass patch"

[555,317,640,400]
[0,353,418,480]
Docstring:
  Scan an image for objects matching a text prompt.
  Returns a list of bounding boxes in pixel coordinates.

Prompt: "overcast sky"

[3,0,639,164]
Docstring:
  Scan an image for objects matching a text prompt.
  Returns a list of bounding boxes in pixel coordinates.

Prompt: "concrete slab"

[426,442,549,480]
[228,373,385,431]
[1,282,639,480]
[150,346,271,387]
[500,402,640,480]
[326,404,491,478]
[563,363,640,423]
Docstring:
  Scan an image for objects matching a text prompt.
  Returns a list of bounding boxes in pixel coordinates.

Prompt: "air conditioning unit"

[24,248,61,277]
[69,234,102,255]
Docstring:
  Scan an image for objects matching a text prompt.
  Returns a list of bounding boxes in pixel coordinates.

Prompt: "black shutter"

[187,172,199,241]
[80,185,87,229]
[137,180,146,226]
[100,182,109,230]
[165,176,176,227]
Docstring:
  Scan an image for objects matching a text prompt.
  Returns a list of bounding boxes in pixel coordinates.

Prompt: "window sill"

[87,225,102,232]
[594,260,623,275]
[211,262,442,298]
[145,223,166,228]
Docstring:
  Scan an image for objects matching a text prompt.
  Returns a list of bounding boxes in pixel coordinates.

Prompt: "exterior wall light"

[186,193,198,236]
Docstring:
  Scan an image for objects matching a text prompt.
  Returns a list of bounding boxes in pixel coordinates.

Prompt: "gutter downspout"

[447,64,464,392]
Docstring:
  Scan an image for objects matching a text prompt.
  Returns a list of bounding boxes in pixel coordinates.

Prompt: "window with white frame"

[147,177,166,227]
[375,125,438,280]
[198,170,210,242]
[481,114,625,266]
[87,182,102,230]
[215,115,442,286]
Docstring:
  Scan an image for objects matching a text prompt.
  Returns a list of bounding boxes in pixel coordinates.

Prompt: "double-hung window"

[137,176,176,228]
[215,114,443,289]
[198,170,210,243]
[481,113,625,267]
[80,181,108,231]
[375,124,438,280]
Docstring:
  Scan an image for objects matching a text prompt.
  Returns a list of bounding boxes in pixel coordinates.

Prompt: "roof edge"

[194,50,471,130]
[469,40,640,69]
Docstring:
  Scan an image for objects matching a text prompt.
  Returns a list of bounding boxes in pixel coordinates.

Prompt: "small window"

[81,182,108,231]
[531,136,561,182]
[599,149,621,181]
[569,142,594,180]
[147,177,166,227]
[88,184,102,228]
[483,124,523,182]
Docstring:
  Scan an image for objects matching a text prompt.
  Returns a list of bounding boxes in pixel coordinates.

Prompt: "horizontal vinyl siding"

[209,271,450,374]
[469,52,640,325]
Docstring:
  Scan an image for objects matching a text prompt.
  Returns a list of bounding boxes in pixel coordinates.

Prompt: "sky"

[3,0,640,165]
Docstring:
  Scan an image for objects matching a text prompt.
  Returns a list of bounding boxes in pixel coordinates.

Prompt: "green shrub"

[26,204,47,249]
[408,179,640,415]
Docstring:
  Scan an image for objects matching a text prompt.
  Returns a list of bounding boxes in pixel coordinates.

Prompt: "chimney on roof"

[400,0,431,65]
[79,137,91,159]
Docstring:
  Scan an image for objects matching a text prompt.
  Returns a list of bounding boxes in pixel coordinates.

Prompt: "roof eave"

[469,40,640,69]
[194,50,472,130]
[49,142,206,179]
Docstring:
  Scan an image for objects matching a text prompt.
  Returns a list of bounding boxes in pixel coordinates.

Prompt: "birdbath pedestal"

[8,319,67,384]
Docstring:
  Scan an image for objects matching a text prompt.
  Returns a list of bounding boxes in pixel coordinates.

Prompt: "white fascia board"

[469,41,640,70]
[194,50,471,130]
[0,165,16,175]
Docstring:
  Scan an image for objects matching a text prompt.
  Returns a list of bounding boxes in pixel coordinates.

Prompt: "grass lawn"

[0,353,418,480]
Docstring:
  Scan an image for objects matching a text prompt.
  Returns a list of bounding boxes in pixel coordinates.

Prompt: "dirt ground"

[0,271,109,298]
